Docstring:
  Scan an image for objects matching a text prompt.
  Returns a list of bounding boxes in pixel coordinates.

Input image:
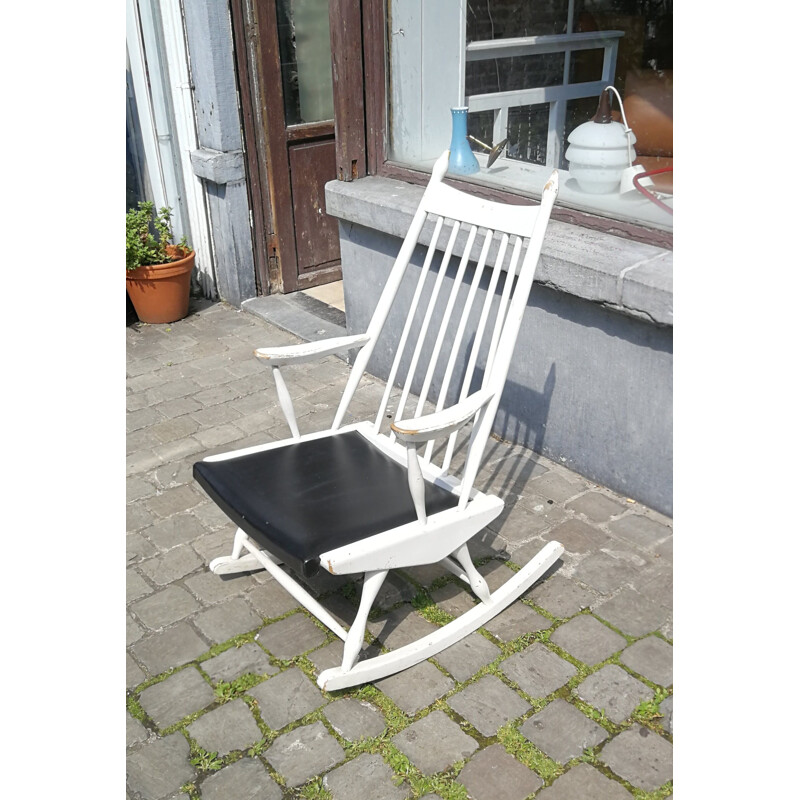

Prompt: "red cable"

[633,167,673,215]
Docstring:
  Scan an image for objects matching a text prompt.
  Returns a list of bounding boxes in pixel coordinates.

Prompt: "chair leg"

[341,569,388,673]
[318,540,564,690]
[450,542,491,603]
[209,528,267,575]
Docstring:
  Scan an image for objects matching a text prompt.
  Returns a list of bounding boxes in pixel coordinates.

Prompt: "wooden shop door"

[249,0,342,294]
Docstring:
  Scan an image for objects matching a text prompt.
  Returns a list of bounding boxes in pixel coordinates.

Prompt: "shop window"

[388,0,672,231]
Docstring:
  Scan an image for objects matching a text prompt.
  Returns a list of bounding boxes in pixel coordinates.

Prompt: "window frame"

[347,0,672,250]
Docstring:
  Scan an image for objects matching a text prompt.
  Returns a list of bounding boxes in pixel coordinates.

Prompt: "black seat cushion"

[193,431,459,578]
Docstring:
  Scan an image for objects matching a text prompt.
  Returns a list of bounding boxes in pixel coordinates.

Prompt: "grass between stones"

[212,672,263,702]
[132,563,673,799]
[299,776,332,799]
[631,782,673,799]
[497,723,563,784]
[326,684,472,799]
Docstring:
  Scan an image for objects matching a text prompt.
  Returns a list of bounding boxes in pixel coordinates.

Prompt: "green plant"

[214,673,262,702]
[126,201,191,271]
[189,747,224,772]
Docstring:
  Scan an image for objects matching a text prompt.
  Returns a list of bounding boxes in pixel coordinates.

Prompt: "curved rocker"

[318,540,564,690]
[194,151,562,689]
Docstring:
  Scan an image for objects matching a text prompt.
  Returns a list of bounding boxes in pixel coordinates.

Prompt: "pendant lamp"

[565,87,638,194]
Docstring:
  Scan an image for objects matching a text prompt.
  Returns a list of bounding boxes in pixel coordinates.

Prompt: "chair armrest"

[254,334,371,366]
[391,389,495,444]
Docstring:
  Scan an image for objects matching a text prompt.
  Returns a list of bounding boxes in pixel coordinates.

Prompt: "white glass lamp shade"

[565,119,636,194]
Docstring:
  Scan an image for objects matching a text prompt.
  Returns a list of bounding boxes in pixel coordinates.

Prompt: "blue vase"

[448,107,480,175]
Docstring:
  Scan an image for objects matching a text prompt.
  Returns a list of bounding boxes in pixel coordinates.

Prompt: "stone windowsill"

[325,176,673,327]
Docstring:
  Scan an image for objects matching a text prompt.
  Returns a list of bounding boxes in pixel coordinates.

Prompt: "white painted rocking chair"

[193,151,564,690]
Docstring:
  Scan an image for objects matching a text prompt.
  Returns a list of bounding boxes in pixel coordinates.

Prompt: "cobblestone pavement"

[127,299,673,800]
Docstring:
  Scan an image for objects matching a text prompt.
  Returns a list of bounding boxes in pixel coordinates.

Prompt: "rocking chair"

[193,151,564,690]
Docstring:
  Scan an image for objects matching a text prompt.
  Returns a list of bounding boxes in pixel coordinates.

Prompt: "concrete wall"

[326,177,673,516]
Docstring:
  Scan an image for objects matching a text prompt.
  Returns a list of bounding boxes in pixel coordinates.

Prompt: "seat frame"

[195,151,564,690]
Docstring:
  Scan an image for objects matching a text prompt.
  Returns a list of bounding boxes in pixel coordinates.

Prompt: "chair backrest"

[333,151,558,501]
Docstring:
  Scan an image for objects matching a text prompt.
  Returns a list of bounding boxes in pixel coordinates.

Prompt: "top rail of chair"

[422,171,554,240]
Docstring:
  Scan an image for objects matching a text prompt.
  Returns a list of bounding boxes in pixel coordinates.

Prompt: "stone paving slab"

[186,699,264,755]
[482,599,552,642]
[305,638,383,676]
[633,563,673,611]
[457,743,543,800]
[619,635,673,687]
[433,631,501,682]
[542,518,610,554]
[246,577,303,618]
[139,666,215,730]
[660,694,674,735]
[500,642,578,699]
[565,491,627,522]
[549,614,627,666]
[128,614,146,647]
[265,720,345,787]
[255,611,327,658]
[130,621,209,677]
[391,710,479,776]
[324,697,386,741]
[126,732,194,800]
[573,550,649,595]
[536,762,633,799]
[193,597,264,644]
[145,512,208,551]
[200,641,278,684]
[447,674,530,736]
[430,580,477,617]
[600,726,673,791]
[525,574,596,618]
[575,665,653,725]
[126,303,673,798]
[488,496,565,542]
[375,659,454,716]
[607,513,671,549]
[127,653,146,690]
[130,585,201,631]
[199,757,282,800]
[184,570,256,605]
[594,587,670,638]
[248,666,327,731]
[324,752,411,800]
[128,713,150,748]
[519,698,608,763]
[367,604,440,650]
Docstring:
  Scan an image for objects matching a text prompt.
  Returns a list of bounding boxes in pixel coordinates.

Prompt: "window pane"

[506,104,551,166]
[466,110,494,150]
[277,0,334,126]
[467,0,570,42]
[466,53,565,96]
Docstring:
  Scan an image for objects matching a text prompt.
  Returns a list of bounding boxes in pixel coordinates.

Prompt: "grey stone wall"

[326,178,672,516]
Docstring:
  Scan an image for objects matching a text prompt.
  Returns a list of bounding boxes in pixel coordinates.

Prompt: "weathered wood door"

[246,0,342,294]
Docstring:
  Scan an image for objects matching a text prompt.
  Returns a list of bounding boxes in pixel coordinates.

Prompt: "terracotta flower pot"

[126,251,195,324]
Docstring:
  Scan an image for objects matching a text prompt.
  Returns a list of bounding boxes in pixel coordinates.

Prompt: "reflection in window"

[276,0,334,126]
[465,0,672,173]
[386,0,673,228]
